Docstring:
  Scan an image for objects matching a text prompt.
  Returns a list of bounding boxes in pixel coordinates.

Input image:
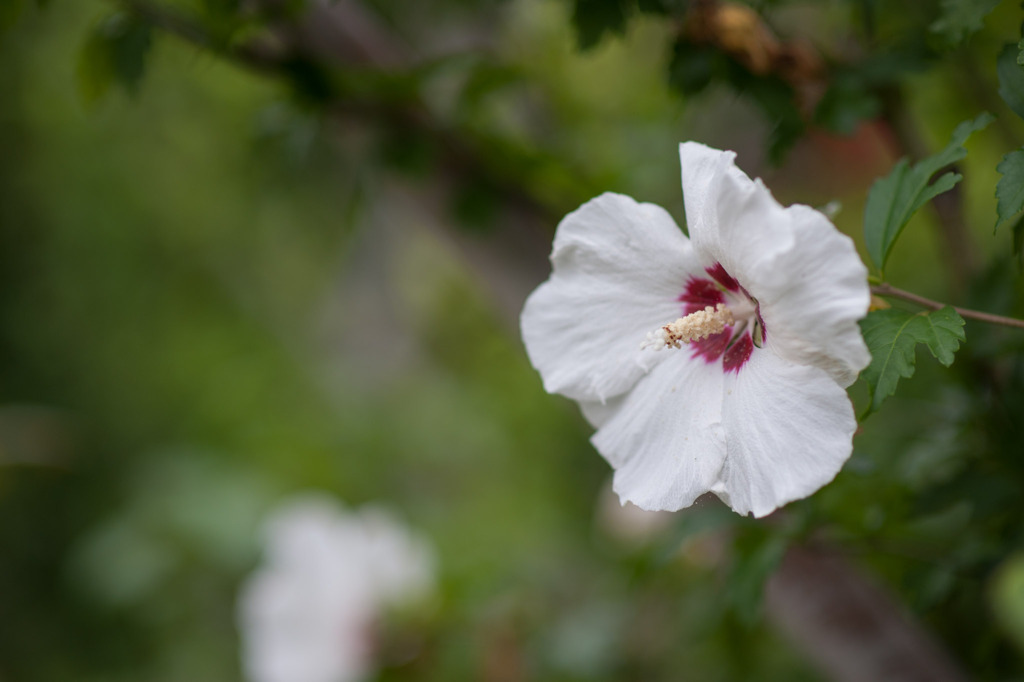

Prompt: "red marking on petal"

[723,333,754,373]
[706,263,740,291]
[679,277,724,314]
[690,329,731,363]
[755,305,768,342]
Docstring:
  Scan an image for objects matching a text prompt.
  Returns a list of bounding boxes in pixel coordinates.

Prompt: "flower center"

[640,304,735,350]
[640,263,765,373]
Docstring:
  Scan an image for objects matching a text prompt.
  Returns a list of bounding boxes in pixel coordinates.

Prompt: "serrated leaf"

[917,306,967,366]
[859,307,966,413]
[1012,214,1024,267]
[930,0,1001,45]
[863,113,992,272]
[998,42,1024,121]
[996,149,1024,229]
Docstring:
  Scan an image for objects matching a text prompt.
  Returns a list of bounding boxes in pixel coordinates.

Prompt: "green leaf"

[859,306,967,414]
[814,76,882,135]
[998,42,1024,121]
[76,12,153,106]
[863,113,992,272]
[571,0,630,50]
[996,149,1024,229]
[1012,213,1024,267]
[929,0,1001,45]
[667,40,721,96]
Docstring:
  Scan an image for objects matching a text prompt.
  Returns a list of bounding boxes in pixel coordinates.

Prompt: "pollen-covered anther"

[640,303,734,350]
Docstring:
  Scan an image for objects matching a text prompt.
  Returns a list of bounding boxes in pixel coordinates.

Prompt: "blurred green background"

[4,1,1024,680]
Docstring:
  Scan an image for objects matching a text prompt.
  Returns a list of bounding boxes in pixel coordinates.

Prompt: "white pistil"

[640,303,735,351]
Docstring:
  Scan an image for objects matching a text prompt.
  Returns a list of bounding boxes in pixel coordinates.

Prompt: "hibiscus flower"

[521,142,871,518]
[237,495,436,682]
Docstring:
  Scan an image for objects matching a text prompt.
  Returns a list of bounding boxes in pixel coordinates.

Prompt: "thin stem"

[872,283,1024,329]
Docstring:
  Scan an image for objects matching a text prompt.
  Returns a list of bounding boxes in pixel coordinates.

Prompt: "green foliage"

[1013,214,1024,267]
[996,148,1024,229]
[667,40,720,96]
[201,0,241,16]
[863,113,992,272]
[726,531,788,625]
[990,553,1024,654]
[741,75,804,164]
[635,0,672,14]
[666,38,803,162]
[859,307,967,414]
[452,178,500,232]
[76,12,153,105]
[814,73,882,135]
[458,61,524,109]
[815,51,921,135]
[997,42,1024,121]
[571,0,630,50]
[986,42,1024,245]
[929,0,1001,45]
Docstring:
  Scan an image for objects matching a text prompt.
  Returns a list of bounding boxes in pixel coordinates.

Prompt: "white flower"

[237,494,436,682]
[521,142,870,518]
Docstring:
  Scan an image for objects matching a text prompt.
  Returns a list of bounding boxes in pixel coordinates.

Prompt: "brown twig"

[872,283,1024,329]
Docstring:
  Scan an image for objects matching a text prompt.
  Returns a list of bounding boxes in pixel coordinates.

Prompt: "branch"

[872,283,1024,329]
[122,0,283,71]
[114,0,564,230]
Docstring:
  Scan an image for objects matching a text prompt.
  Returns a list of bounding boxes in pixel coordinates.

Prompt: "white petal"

[355,506,436,606]
[578,395,625,429]
[591,352,727,511]
[678,142,870,385]
[751,204,870,386]
[238,494,435,682]
[679,142,792,274]
[714,350,857,518]
[238,566,373,682]
[521,193,703,402]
